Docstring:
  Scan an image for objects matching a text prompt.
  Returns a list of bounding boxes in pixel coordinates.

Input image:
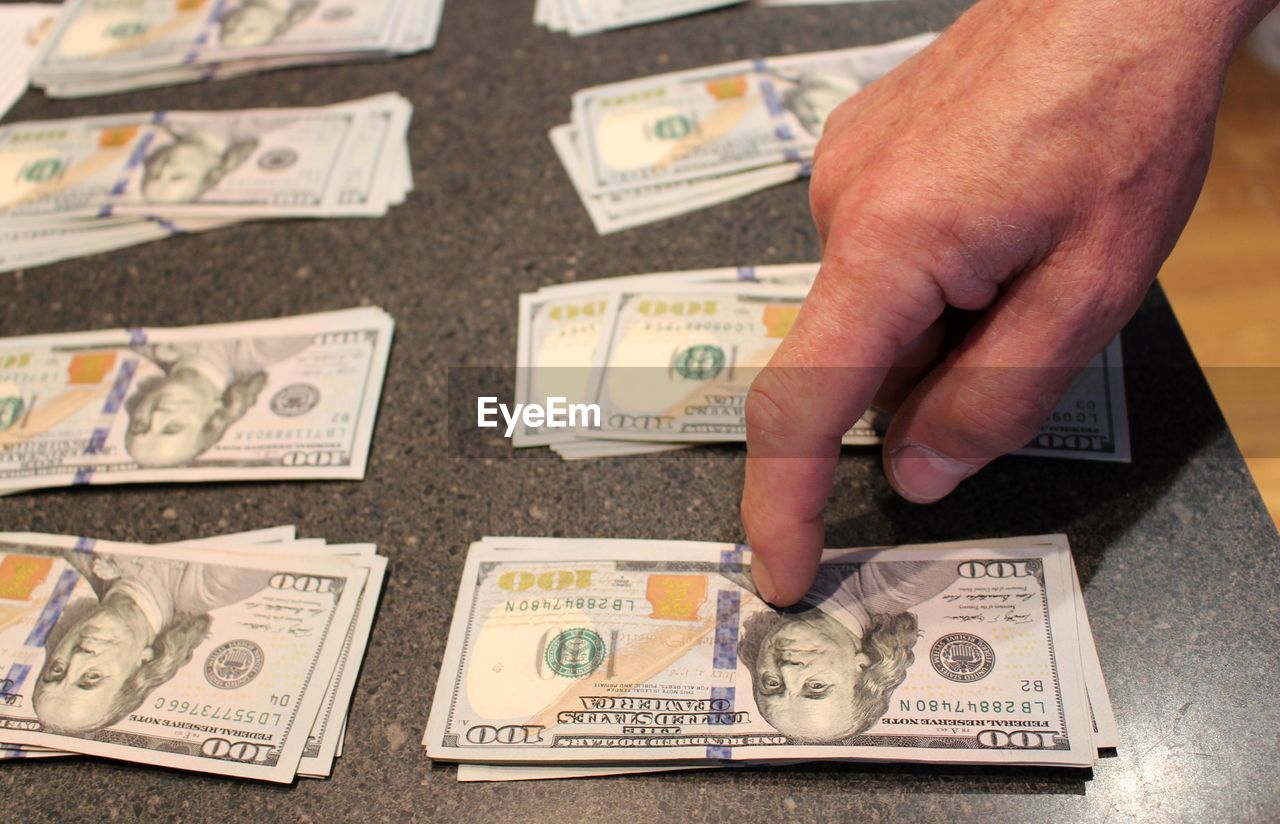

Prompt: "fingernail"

[888,444,975,503]
[752,560,779,605]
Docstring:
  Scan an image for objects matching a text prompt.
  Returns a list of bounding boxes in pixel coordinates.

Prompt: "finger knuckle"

[807,161,842,225]
[821,178,1050,312]
[874,198,999,298]
[811,241,944,349]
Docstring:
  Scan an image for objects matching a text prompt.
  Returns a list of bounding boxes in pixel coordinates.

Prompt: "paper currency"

[0,529,387,782]
[0,4,57,120]
[452,536,1117,781]
[532,0,885,35]
[549,123,807,235]
[0,527,388,779]
[755,0,894,5]
[28,0,445,97]
[513,265,1130,461]
[0,526,300,762]
[583,281,884,445]
[208,537,386,779]
[514,263,821,452]
[1017,342,1131,462]
[457,761,710,781]
[0,93,413,273]
[425,534,1113,774]
[0,306,394,492]
[551,34,933,230]
[536,0,744,36]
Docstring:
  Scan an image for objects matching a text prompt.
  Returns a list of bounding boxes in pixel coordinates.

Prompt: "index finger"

[742,254,943,605]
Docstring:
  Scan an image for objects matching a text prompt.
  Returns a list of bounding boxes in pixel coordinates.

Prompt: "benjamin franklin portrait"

[737,560,958,742]
[124,336,311,468]
[778,70,865,139]
[218,0,319,49]
[140,127,258,205]
[34,551,272,736]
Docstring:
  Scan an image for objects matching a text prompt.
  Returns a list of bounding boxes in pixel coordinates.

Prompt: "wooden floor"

[1160,51,1280,526]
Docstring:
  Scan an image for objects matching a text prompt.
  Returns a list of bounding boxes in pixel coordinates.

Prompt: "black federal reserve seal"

[271,383,321,417]
[205,640,265,689]
[544,628,606,678]
[930,633,996,683]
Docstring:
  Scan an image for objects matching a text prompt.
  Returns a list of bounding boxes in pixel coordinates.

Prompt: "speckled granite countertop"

[1,0,1277,821]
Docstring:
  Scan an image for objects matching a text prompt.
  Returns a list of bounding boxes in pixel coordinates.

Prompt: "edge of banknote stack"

[535,0,747,37]
[28,0,446,98]
[0,526,387,782]
[422,535,1118,782]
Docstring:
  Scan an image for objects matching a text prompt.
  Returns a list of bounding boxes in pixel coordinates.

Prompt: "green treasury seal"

[545,628,606,678]
[674,344,725,380]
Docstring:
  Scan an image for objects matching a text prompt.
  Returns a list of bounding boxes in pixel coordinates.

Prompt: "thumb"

[883,255,1138,502]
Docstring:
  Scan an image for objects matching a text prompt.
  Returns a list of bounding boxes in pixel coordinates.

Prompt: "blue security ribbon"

[707,545,746,759]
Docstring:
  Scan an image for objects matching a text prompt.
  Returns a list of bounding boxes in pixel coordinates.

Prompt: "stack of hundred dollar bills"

[514,264,1131,462]
[552,33,934,233]
[0,527,386,780]
[535,0,744,35]
[0,307,394,492]
[28,0,445,97]
[424,535,1119,781]
[0,94,412,274]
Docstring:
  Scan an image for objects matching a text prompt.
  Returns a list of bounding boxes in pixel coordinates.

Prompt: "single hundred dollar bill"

[571,34,935,193]
[0,306,393,492]
[425,535,1098,767]
[0,533,367,781]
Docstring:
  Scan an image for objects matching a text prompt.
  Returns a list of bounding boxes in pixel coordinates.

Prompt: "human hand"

[742,0,1277,605]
